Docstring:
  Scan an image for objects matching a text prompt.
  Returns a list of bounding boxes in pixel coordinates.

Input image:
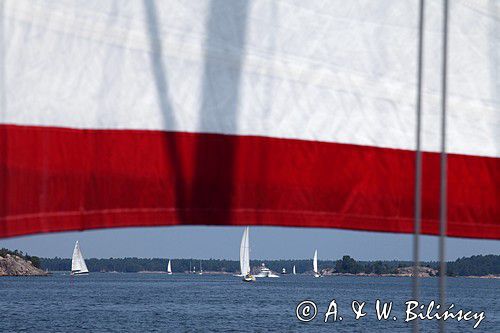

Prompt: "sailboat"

[71,241,89,276]
[240,227,255,282]
[313,250,321,278]
[167,260,172,275]
[293,265,297,275]
[198,260,203,275]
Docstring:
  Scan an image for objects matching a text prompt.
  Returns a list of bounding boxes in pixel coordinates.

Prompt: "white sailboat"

[167,260,172,275]
[240,227,255,282]
[71,241,89,276]
[313,250,321,278]
[293,265,297,275]
[198,260,203,275]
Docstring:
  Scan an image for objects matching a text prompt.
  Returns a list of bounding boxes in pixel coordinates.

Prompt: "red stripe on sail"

[0,124,498,239]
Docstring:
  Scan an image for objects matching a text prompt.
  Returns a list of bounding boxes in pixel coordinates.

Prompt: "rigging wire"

[439,0,449,332]
[412,0,425,332]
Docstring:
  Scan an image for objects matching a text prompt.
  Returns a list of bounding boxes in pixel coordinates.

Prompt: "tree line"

[445,255,500,276]
[37,254,500,276]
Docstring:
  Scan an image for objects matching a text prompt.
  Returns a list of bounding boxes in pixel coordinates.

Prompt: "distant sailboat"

[293,265,296,275]
[198,260,203,275]
[240,227,255,282]
[313,250,321,278]
[167,260,172,275]
[71,241,89,276]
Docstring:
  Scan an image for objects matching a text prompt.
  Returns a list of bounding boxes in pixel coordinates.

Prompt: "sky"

[0,226,498,261]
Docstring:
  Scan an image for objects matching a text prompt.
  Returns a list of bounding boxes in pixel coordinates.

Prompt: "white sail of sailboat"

[240,227,255,282]
[167,260,172,275]
[313,250,321,278]
[71,241,89,275]
[240,227,250,275]
[293,265,296,275]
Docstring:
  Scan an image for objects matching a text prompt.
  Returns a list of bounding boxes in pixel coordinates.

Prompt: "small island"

[0,249,48,276]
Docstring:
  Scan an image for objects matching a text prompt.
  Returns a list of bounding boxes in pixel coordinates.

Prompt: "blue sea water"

[0,273,498,332]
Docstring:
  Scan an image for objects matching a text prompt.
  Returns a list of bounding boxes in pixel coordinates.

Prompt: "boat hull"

[255,271,280,278]
[242,274,256,282]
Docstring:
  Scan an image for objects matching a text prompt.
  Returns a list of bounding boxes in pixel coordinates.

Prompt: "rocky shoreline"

[318,265,438,277]
[0,254,49,276]
[462,274,500,279]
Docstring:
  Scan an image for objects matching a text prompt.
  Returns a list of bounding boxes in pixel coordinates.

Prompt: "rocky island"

[320,265,438,277]
[0,253,48,276]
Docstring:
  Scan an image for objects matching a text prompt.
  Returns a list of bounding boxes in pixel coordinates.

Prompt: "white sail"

[313,250,318,273]
[293,265,296,275]
[71,241,89,274]
[239,227,250,275]
[167,260,172,274]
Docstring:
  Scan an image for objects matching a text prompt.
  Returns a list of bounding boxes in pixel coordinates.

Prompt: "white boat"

[281,268,287,274]
[240,227,255,282]
[167,260,172,275]
[313,249,321,278]
[293,265,297,275]
[71,241,89,276]
[255,263,280,278]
